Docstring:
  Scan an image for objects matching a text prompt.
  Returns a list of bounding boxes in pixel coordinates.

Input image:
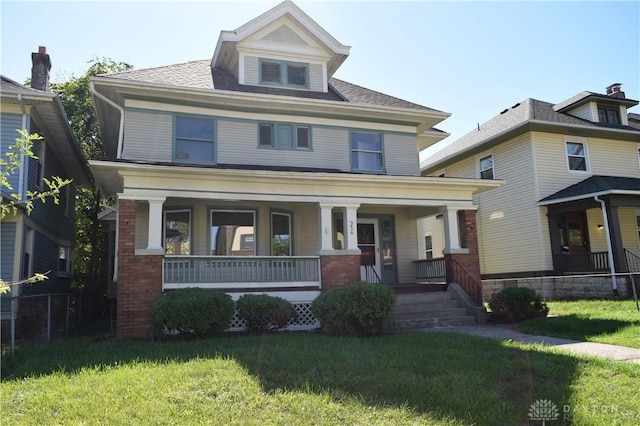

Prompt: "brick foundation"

[320,254,361,291]
[117,199,163,338]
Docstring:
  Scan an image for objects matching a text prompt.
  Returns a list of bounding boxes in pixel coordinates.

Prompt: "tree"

[1,130,71,293]
[50,58,132,320]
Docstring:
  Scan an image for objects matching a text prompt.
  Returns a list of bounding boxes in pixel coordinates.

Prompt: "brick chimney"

[606,83,625,99]
[31,46,51,92]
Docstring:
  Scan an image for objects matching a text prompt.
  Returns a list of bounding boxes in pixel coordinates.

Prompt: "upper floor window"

[479,155,494,179]
[174,116,215,164]
[566,141,588,172]
[259,59,308,88]
[351,131,384,173]
[35,139,46,189]
[259,123,310,150]
[598,106,621,124]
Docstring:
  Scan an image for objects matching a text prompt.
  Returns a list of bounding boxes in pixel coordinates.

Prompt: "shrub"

[488,287,549,322]
[236,294,297,333]
[152,288,235,337]
[312,281,396,336]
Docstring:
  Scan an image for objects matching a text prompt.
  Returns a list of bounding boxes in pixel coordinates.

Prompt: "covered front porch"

[539,176,640,277]
[92,161,500,337]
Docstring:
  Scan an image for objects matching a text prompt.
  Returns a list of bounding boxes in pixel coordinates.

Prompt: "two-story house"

[421,84,640,299]
[89,0,500,338]
[1,48,91,321]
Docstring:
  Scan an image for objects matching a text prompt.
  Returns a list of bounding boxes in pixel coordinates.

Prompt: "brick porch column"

[444,210,481,283]
[116,199,163,338]
[320,254,361,291]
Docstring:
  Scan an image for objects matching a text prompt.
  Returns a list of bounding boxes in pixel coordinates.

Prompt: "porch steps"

[392,290,477,330]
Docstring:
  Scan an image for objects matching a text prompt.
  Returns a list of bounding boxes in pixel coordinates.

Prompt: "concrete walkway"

[422,323,640,364]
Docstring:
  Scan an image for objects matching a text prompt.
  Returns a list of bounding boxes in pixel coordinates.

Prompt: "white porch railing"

[163,256,321,290]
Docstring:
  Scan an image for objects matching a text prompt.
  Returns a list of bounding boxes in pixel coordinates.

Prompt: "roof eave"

[538,189,640,206]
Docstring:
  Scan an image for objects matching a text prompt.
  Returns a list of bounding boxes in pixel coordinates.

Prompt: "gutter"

[594,195,618,293]
[89,81,125,159]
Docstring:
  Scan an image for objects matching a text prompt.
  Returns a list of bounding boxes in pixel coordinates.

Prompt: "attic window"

[259,59,308,88]
[597,106,621,124]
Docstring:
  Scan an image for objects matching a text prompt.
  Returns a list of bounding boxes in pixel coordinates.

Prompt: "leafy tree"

[50,58,132,320]
[1,130,71,293]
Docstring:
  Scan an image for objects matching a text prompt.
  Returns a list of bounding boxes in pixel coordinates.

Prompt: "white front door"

[358,218,381,282]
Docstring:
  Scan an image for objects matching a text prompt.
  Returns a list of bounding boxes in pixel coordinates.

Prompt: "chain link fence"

[1,293,81,354]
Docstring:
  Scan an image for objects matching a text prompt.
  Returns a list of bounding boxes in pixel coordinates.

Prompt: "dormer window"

[259,59,308,88]
[597,106,621,124]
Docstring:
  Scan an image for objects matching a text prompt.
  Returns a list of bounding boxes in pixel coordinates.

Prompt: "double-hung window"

[174,116,215,164]
[58,244,71,275]
[259,123,311,150]
[164,210,191,255]
[259,59,308,88]
[479,155,494,179]
[271,211,293,256]
[566,141,588,172]
[351,131,384,173]
[210,210,256,256]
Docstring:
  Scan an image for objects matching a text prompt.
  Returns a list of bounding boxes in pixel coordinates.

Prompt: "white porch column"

[146,197,166,251]
[442,207,466,254]
[318,203,334,252]
[344,204,360,251]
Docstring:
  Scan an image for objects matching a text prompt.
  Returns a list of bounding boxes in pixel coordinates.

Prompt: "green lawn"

[2,332,639,425]
[517,299,640,348]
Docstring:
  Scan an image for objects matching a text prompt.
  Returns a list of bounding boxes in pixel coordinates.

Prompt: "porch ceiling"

[89,160,502,209]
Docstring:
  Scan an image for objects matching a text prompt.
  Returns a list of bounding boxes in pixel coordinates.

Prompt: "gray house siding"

[1,113,26,198]
[122,109,173,162]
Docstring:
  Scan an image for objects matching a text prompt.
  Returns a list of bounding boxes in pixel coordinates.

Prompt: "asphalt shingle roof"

[1,75,42,92]
[539,175,640,203]
[421,96,640,170]
[100,60,442,112]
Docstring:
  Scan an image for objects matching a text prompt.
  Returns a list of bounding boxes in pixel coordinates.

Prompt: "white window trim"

[564,137,591,174]
[476,151,495,179]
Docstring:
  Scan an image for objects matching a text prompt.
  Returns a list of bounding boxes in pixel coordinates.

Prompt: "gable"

[261,24,309,46]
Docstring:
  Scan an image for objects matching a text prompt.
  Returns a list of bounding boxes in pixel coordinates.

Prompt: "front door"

[357,218,381,282]
[565,212,589,253]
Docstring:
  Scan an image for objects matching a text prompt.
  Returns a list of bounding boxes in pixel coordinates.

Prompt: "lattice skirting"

[226,290,320,332]
[227,301,319,332]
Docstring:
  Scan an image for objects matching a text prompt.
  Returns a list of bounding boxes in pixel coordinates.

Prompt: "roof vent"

[511,103,520,109]
[500,108,508,114]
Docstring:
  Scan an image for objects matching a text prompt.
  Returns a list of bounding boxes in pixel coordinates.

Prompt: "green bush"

[488,287,549,322]
[152,288,235,337]
[312,281,396,336]
[236,294,297,333]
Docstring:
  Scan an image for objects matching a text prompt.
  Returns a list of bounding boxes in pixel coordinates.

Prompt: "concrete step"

[395,291,451,304]
[392,307,469,321]
[394,315,477,330]
[394,299,460,312]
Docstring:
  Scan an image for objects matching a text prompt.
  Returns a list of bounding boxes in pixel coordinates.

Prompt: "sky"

[1,1,639,160]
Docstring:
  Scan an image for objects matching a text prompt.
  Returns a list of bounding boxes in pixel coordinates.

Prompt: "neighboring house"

[1,48,91,318]
[89,1,500,338]
[421,83,640,297]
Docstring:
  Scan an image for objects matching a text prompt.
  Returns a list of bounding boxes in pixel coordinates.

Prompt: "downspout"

[594,196,618,292]
[89,81,125,159]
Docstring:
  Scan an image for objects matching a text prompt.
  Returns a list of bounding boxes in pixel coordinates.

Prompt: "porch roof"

[538,175,640,206]
[89,159,503,214]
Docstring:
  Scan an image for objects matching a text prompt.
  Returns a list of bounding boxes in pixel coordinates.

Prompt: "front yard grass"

[517,299,640,348]
[2,331,639,425]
